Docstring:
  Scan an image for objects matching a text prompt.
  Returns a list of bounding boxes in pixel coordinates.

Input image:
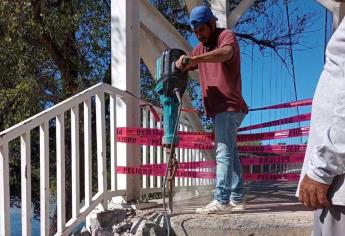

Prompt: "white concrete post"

[211,0,256,29]
[184,0,203,13]
[111,0,141,202]
[316,0,345,30]
[333,1,345,30]
[211,0,230,28]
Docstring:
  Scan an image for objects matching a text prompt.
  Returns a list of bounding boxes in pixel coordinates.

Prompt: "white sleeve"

[307,18,345,184]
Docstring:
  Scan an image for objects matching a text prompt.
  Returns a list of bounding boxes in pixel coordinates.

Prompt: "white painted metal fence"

[0,83,213,236]
[140,108,215,196]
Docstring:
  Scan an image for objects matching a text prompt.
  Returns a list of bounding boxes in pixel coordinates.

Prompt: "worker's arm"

[299,18,345,210]
[175,46,234,71]
[192,45,234,63]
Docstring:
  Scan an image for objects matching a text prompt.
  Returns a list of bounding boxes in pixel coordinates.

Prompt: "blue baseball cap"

[189,5,218,30]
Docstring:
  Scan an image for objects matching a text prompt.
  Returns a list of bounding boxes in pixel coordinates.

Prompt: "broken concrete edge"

[83,187,211,234]
[87,207,168,236]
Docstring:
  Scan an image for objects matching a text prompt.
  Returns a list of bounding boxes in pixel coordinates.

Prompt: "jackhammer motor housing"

[154,49,188,145]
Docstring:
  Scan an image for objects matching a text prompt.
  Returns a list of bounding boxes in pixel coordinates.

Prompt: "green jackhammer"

[154,49,188,214]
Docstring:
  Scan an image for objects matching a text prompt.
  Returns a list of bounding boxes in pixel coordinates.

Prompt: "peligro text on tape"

[238,144,307,153]
[237,127,309,142]
[116,166,300,181]
[117,126,309,143]
[140,154,305,169]
[116,135,307,153]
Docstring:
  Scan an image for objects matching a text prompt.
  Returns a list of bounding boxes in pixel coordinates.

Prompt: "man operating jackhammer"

[297,17,345,236]
[176,5,248,214]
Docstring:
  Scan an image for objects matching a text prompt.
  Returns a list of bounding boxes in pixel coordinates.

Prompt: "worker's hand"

[175,55,197,71]
[299,175,331,210]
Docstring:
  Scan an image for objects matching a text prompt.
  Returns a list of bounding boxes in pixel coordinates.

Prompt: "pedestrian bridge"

[0,83,311,235]
[1,0,344,235]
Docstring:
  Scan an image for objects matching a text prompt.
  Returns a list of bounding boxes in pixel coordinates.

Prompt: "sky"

[189,0,332,144]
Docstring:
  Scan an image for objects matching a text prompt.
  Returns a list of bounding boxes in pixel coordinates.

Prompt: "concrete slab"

[159,182,313,236]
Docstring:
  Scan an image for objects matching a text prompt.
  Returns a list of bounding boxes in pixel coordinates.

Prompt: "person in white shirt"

[297,17,345,236]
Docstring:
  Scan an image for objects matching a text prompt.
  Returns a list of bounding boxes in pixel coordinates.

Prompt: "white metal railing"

[140,107,215,196]
[0,83,213,236]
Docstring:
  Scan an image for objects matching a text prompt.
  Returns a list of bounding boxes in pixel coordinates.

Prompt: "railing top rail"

[0,83,126,144]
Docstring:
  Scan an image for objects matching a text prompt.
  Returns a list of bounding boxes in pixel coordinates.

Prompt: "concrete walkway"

[167,182,313,236]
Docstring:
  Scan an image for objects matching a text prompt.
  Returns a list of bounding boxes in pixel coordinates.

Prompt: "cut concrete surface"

[166,182,313,236]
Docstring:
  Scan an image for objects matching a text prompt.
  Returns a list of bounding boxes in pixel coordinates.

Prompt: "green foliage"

[0,1,111,225]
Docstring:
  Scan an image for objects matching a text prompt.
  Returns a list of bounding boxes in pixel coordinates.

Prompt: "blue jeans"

[214,111,246,204]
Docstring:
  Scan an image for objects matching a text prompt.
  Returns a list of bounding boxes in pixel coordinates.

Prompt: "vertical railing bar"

[191,149,195,186]
[21,132,32,236]
[183,126,188,186]
[71,106,80,219]
[203,153,208,185]
[175,145,180,187]
[110,94,117,191]
[193,149,195,186]
[188,149,191,186]
[175,124,180,187]
[163,146,167,187]
[40,122,49,236]
[156,121,162,187]
[56,113,66,233]
[189,126,193,187]
[96,93,107,193]
[178,124,182,187]
[196,150,200,186]
[84,99,92,207]
[0,143,10,236]
[200,152,203,185]
[142,109,148,189]
[149,112,155,188]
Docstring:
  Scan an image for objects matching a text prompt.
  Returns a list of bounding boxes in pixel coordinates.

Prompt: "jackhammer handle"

[182,57,190,65]
[173,57,190,71]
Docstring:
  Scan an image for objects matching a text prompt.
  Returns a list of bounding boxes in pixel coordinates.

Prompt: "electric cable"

[284,0,300,116]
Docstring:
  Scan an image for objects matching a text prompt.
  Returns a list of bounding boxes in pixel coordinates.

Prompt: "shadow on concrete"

[168,181,312,217]
[166,182,313,236]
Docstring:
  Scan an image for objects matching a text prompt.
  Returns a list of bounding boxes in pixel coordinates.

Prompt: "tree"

[0,1,111,234]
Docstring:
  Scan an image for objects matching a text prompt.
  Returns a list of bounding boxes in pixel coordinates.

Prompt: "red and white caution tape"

[238,144,307,153]
[116,166,300,181]
[249,98,312,111]
[237,127,309,142]
[116,134,307,153]
[238,113,311,132]
[116,127,309,143]
[140,154,304,169]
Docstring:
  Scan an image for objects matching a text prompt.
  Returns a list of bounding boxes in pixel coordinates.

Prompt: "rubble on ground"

[87,204,168,236]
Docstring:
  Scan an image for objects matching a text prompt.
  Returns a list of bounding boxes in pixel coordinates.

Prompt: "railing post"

[71,106,80,218]
[21,132,32,236]
[56,113,65,234]
[0,143,10,236]
[111,0,141,202]
[96,93,107,194]
[40,122,49,236]
[84,100,92,207]
[110,95,117,191]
